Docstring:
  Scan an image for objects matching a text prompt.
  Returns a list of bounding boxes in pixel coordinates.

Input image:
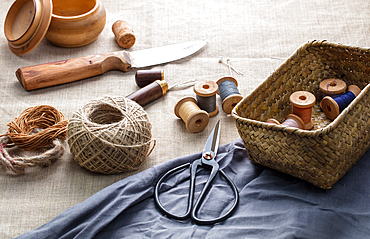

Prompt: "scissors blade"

[203,120,221,157]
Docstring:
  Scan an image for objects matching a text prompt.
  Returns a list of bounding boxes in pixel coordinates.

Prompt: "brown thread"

[0,105,67,174]
[2,105,67,151]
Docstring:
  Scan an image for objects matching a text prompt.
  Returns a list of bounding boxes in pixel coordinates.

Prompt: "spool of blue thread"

[320,85,361,120]
[216,76,243,114]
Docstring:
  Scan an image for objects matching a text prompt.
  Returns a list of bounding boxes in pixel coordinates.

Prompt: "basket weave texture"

[232,40,370,189]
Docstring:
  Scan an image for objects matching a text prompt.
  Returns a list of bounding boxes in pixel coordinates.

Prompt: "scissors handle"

[154,162,195,220]
[154,159,239,225]
[191,168,239,225]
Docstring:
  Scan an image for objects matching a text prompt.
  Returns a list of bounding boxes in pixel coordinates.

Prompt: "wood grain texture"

[16,51,132,90]
[126,81,164,106]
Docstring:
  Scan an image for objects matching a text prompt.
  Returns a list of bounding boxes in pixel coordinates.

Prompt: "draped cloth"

[16,138,370,238]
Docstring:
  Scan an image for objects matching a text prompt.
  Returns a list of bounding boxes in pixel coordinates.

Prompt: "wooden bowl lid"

[5,0,52,55]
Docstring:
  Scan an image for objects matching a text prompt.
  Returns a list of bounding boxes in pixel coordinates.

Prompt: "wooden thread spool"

[216,76,243,114]
[112,20,136,48]
[193,80,219,117]
[289,91,316,130]
[174,97,209,133]
[320,85,361,120]
[319,78,347,106]
[135,69,164,88]
[267,114,305,130]
[319,79,347,96]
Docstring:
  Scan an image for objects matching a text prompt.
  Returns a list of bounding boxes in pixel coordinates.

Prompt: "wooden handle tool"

[16,51,132,90]
[15,40,207,90]
[126,79,168,106]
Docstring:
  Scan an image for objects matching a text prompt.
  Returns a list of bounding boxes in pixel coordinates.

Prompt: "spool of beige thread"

[174,97,209,133]
[112,20,136,48]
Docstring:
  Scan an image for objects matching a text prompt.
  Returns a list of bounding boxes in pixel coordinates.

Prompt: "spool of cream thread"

[320,85,361,120]
[174,97,209,133]
[216,76,243,114]
[267,114,305,130]
[193,80,219,117]
[289,91,316,130]
[112,20,136,48]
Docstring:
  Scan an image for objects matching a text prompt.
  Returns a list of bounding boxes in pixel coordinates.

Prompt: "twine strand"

[0,105,67,174]
[0,136,64,174]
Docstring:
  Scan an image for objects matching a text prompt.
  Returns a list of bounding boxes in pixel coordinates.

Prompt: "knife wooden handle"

[16,51,132,90]
[126,80,168,106]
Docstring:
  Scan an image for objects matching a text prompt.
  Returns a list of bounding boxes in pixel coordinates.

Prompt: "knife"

[16,40,207,90]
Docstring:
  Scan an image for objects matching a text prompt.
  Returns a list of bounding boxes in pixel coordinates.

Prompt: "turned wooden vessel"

[4,0,106,54]
[45,0,106,47]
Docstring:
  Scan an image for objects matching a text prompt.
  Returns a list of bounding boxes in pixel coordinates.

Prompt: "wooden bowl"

[45,0,106,47]
[4,0,106,54]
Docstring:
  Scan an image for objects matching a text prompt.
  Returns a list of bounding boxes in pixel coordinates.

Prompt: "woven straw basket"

[232,40,370,189]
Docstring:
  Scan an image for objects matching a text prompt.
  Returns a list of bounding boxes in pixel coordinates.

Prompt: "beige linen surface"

[1,0,369,237]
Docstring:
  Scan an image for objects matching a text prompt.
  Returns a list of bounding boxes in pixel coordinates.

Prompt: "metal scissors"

[154,120,239,225]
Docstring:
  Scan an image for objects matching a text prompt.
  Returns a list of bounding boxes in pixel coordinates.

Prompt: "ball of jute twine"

[67,96,156,174]
[0,105,67,174]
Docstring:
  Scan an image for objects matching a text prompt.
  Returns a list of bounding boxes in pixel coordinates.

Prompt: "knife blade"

[16,40,207,90]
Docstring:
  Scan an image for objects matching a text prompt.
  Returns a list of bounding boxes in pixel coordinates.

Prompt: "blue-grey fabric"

[16,138,370,239]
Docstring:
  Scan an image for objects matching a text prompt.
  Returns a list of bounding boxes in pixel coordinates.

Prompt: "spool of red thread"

[289,91,316,130]
[267,114,305,129]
